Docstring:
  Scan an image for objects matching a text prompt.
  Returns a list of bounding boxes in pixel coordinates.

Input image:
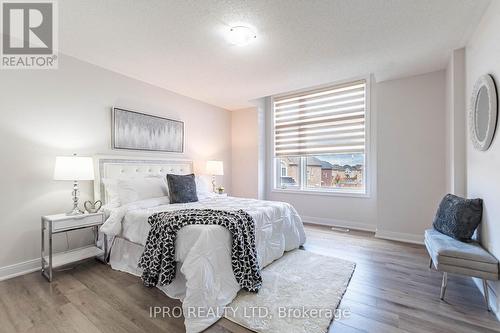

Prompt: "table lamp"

[54,155,94,215]
[206,160,224,193]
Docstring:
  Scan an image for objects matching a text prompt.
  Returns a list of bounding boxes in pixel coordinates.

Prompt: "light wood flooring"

[0,224,499,333]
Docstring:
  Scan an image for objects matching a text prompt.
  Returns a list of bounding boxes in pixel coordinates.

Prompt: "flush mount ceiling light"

[227,26,256,46]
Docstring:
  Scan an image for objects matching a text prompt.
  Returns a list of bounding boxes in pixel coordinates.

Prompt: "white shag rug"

[224,249,355,333]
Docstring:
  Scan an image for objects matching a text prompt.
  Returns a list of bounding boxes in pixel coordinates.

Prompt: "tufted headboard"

[93,155,193,204]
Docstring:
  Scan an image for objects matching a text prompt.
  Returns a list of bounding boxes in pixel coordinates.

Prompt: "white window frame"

[271,75,372,198]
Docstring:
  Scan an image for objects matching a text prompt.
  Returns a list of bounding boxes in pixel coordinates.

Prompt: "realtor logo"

[1,0,58,69]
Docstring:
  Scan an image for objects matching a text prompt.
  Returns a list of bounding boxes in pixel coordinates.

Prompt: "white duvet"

[100,196,306,333]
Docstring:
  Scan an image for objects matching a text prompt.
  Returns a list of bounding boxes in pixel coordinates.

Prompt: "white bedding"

[101,196,306,333]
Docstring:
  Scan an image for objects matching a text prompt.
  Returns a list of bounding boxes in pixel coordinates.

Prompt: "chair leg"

[428,257,433,269]
[440,272,448,300]
[483,279,491,312]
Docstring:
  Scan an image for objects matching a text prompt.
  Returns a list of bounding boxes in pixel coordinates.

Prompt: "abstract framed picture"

[112,107,184,153]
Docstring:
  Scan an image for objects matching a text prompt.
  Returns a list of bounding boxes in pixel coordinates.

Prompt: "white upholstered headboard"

[93,155,193,204]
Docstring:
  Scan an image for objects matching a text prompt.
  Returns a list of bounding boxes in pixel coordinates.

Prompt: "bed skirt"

[108,236,241,332]
[109,237,190,300]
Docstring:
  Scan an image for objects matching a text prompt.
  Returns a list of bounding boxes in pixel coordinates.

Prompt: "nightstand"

[215,193,228,197]
[41,212,107,282]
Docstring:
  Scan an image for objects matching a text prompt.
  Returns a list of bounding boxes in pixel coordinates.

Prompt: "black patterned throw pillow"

[432,194,483,242]
[166,174,199,204]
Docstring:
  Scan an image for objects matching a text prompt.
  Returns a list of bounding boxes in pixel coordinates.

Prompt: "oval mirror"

[470,75,498,151]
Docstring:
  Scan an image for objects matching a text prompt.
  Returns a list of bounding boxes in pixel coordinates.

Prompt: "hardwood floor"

[1,224,499,333]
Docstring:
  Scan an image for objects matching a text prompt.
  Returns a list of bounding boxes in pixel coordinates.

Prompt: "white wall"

[445,48,467,196]
[255,98,267,200]
[465,0,500,317]
[0,54,231,278]
[376,70,447,243]
[231,107,259,198]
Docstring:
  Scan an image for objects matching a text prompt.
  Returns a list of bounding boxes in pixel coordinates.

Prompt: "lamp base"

[65,180,84,216]
[66,207,84,216]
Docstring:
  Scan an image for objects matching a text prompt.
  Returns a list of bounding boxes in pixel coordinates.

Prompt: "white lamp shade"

[54,156,95,181]
[206,160,224,176]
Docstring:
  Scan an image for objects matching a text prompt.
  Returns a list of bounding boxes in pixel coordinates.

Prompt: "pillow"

[166,174,198,204]
[195,174,215,200]
[115,177,169,205]
[102,178,120,207]
[432,194,483,242]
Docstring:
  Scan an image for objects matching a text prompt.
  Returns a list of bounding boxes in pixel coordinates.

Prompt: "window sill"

[271,188,370,198]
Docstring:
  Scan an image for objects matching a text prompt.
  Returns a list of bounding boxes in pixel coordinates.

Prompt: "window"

[273,79,368,195]
[278,156,299,188]
[280,161,287,177]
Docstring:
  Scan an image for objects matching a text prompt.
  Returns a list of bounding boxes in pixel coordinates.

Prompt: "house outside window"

[280,161,287,177]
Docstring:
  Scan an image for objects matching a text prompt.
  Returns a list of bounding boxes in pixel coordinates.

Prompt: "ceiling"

[59,0,490,110]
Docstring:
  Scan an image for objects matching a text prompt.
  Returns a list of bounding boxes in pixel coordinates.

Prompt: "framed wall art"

[112,107,184,153]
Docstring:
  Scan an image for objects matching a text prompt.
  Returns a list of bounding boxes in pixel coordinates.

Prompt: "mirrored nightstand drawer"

[44,213,105,233]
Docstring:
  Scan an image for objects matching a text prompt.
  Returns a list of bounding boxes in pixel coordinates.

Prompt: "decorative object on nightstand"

[84,200,102,214]
[41,212,107,282]
[54,154,95,215]
[217,186,225,194]
[206,160,224,193]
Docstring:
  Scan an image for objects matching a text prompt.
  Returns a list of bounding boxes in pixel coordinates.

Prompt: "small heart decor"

[84,200,102,214]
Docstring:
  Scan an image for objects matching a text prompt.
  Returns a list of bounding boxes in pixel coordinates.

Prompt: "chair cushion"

[432,194,482,241]
[425,229,498,279]
[425,229,498,264]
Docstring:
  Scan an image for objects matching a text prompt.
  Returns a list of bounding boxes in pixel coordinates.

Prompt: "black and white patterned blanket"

[138,209,262,292]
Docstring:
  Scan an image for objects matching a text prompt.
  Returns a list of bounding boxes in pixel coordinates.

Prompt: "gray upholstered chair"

[424,229,499,311]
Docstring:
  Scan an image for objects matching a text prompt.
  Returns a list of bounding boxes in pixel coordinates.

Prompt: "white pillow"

[195,174,215,200]
[116,177,169,205]
[102,178,120,207]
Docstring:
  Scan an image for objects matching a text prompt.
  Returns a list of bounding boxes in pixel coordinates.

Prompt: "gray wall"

[376,70,447,242]
[445,48,467,197]
[465,0,500,317]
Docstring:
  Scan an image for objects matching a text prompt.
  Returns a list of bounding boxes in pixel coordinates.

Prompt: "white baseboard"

[302,216,425,245]
[0,258,40,282]
[473,278,500,321]
[375,230,424,245]
[301,215,376,232]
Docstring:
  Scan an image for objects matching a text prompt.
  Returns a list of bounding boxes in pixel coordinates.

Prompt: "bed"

[94,155,306,333]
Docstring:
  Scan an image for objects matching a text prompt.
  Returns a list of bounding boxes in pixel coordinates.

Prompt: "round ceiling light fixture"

[227,26,256,46]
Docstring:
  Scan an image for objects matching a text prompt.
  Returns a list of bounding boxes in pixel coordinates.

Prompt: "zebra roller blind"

[274,80,367,156]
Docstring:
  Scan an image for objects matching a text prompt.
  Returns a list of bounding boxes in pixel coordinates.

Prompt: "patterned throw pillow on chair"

[432,194,483,242]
